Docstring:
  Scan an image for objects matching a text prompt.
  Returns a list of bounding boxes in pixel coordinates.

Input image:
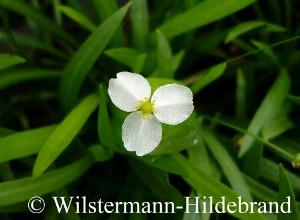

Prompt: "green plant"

[0,0,299,219]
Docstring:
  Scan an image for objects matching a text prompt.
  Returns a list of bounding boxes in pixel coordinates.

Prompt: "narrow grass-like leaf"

[246,175,300,209]
[260,159,300,192]
[133,54,147,73]
[33,94,99,177]
[53,0,62,25]
[243,142,263,179]
[130,159,183,205]
[0,54,25,71]
[278,164,299,220]
[60,3,131,110]
[245,175,280,203]
[105,48,146,73]
[239,70,290,157]
[288,95,300,105]
[160,0,257,39]
[156,30,172,67]
[236,68,247,120]
[251,40,279,65]
[93,0,125,46]
[59,6,97,32]
[0,155,93,206]
[153,30,184,78]
[0,32,68,59]
[187,134,221,178]
[225,21,285,43]
[131,0,149,51]
[0,0,77,46]
[88,144,114,162]
[190,62,227,94]
[0,125,55,163]
[97,85,117,149]
[0,69,60,90]
[202,115,295,161]
[262,105,293,140]
[202,129,252,199]
[143,154,265,219]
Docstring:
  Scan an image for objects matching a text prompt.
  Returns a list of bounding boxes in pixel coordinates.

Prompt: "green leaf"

[202,115,295,161]
[129,159,183,205]
[236,68,247,120]
[0,32,68,59]
[0,69,60,90]
[153,30,184,78]
[147,77,178,91]
[239,70,290,157]
[33,94,99,177]
[187,133,221,178]
[131,0,149,51]
[243,142,263,179]
[88,144,114,162]
[190,62,227,94]
[262,105,293,140]
[0,54,25,71]
[246,174,300,210]
[259,159,300,192]
[202,129,252,200]
[251,40,279,65]
[0,0,77,46]
[0,127,14,138]
[59,6,97,32]
[60,3,131,110]
[225,21,285,43]
[93,0,125,46]
[226,21,265,43]
[143,154,265,220]
[151,115,201,155]
[245,175,279,203]
[0,125,56,163]
[160,0,257,39]
[0,155,93,206]
[97,85,117,149]
[278,164,299,220]
[287,95,300,105]
[105,48,146,73]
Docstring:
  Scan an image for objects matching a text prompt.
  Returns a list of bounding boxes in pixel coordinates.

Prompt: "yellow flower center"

[136,99,155,119]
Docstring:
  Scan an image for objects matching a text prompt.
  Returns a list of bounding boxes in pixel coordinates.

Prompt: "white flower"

[108,72,194,156]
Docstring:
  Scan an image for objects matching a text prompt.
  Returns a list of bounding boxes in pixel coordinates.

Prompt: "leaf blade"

[0,125,56,163]
[60,3,131,110]
[33,94,99,177]
[203,129,252,200]
[191,62,227,94]
[0,54,25,71]
[160,0,257,39]
[239,70,291,157]
[59,6,97,32]
[278,164,299,220]
[0,155,93,206]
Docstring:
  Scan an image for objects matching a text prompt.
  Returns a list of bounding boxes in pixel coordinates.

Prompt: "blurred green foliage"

[0,0,300,219]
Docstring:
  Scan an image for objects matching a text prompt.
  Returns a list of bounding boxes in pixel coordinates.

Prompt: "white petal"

[122,112,162,156]
[151,83,194,125]
[108,72,151,112]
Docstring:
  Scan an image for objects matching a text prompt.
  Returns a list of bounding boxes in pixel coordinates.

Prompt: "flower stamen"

[136,99,155,119]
